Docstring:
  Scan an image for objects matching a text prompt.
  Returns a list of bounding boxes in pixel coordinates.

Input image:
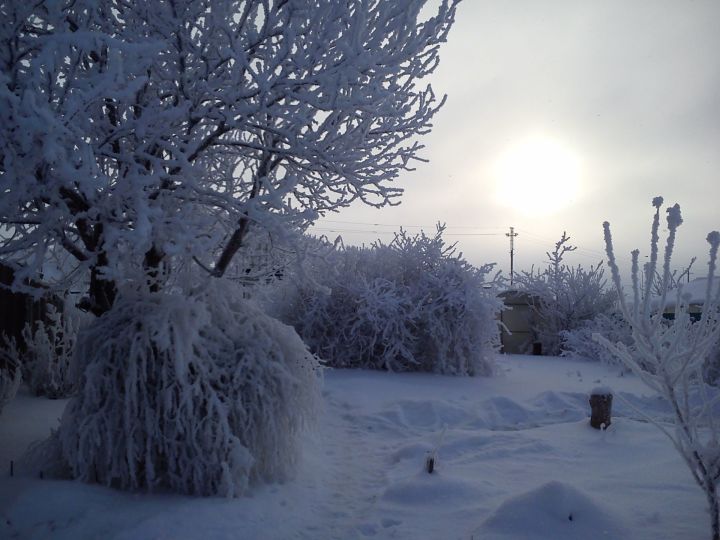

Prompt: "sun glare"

[493,136,581,216]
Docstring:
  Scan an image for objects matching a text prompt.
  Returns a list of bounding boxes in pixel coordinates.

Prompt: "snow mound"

[478,481,626,539]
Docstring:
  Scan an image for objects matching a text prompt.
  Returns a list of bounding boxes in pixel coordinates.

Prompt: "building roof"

[663,277,720,308]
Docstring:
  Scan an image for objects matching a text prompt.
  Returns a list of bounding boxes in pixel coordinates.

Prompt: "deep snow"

[0,355,708,539]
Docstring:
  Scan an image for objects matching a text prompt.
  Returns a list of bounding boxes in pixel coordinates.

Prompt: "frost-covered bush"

[560,313,633,368]
[21,301,86,399]
[597,197,720,540]
[0,338,21,414]
[57,281,320,496]
[279,227,502,375]
[516,232,617,356]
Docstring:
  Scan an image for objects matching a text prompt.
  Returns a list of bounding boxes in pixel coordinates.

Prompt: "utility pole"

[506,226,518,287]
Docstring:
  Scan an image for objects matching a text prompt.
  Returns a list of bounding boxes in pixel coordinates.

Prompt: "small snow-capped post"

[425,453,436,474]
[425,426,447,474]
[588,387,612,429]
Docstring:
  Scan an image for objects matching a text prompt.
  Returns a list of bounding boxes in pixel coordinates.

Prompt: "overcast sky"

[310,0,720,280]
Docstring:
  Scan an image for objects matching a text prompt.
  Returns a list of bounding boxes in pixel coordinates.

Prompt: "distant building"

[661,277,720,321]
[498,290,538,354]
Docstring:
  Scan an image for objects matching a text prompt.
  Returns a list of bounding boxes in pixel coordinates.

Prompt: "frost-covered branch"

[596,197,720,540]
[516,232,617,356]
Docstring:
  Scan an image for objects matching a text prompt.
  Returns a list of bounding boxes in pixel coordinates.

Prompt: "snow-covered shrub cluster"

[516,233,618,356]
[277,227,502,375]
[57,281,320,496]
[597,197,720,540]
[560,313,633,368]
[20,301,86,399]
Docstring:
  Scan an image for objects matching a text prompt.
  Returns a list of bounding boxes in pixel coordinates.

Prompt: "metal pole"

[506,226,518,287]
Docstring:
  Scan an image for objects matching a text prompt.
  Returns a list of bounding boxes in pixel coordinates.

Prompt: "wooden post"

[589,390,613,429]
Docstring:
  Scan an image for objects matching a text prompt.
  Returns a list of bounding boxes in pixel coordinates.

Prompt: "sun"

[493,136,582,216]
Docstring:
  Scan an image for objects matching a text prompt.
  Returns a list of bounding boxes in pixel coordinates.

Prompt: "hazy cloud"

[312,0,720,276]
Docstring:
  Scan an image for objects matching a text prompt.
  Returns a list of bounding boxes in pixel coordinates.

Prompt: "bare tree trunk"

[213,216,252,278]
[212,151,275,278]
[87,251,117,316]
[708,479,719,540]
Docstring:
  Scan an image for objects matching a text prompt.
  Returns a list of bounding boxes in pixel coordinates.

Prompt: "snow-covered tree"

[597,197,720,540]
[0,0,460,314]
[277,226,502,375]
[515,233,617,355]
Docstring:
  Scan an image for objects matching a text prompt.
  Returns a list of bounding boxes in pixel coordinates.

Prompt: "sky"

[309,0,720,280]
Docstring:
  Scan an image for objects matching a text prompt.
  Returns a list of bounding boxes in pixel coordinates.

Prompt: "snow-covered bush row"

[560,313,634,367]
[597,197,720,539]
[277,227,502,375]
[516,233,618,356]
[20,301,87,399]
[57,281,320,496]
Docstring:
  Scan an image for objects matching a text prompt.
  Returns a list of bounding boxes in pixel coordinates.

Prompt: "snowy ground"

[0,355,708,539]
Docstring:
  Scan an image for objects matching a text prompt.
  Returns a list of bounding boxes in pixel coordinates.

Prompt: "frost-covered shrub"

[560,313,633,368]
[516,232,617,356]
[598,197,720,539]
[57,281,320,496]
[0,338,21,414]
[21,301,85,399]
[279,227,502,375]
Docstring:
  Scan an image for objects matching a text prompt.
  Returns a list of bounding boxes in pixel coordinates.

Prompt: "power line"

[313,221,633,267]
[312,227,502,237]
[315,219,506,231]
[514,228,635,265]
